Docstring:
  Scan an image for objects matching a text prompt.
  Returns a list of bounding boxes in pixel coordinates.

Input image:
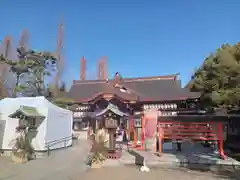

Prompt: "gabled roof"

[94,103,129,117]
[67,73,201,103]
[9,105,44,118]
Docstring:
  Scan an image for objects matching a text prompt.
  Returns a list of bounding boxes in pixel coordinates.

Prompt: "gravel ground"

[76,166,240,180]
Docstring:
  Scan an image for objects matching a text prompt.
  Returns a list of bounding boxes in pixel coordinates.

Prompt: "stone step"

[35,152,48,159]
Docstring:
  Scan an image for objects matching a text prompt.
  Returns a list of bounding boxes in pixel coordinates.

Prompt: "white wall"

[31,101,48,151]
[2,116,19,149]
[45,101,73,150]
[31,118,46,151]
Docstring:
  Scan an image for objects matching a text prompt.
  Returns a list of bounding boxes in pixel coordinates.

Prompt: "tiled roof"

[67,73,201,103]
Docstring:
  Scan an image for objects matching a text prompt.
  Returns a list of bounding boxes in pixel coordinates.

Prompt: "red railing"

[157,121,226,159]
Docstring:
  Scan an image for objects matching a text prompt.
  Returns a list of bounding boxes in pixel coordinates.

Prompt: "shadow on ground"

[128,150,144,167]
[174,142,240,179]
[129,142,240,180]
[175,153,240,180]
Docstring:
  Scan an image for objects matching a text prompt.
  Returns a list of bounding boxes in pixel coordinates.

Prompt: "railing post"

[47,145,50,156]
[45,136,72,156]
[218,122,227,159]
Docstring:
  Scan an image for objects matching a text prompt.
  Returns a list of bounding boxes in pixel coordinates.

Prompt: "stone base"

[1,151,12,157]
[91,162,103,169]
[107,151,122,159]
[11,155,28,164]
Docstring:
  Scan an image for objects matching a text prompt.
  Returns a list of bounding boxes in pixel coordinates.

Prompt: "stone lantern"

[105,117,118,152]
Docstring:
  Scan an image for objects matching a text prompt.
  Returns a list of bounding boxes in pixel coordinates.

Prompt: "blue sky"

[1,0,240,87]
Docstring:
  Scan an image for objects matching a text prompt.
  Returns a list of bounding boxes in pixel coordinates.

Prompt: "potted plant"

[86,133,108,169]
[11,134,35,164]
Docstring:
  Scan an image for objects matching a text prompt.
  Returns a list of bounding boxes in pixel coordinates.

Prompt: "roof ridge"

[121,73,179,82]
[72,73,180,84]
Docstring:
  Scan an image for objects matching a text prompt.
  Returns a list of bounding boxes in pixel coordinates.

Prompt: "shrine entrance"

[156,117,228,159]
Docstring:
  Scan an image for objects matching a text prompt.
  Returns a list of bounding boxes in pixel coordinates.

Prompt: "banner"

[144,108,158,138]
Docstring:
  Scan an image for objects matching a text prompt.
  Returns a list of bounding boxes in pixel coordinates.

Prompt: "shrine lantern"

[105,118,118,129]
[105,117,118,152]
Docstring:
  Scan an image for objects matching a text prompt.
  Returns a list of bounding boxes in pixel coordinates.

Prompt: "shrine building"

[67,72,235,159]
[67,72,200,132]
[68,72,200,122]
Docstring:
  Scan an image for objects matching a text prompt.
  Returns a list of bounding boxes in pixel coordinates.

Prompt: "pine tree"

[0,47,56,97]
[189,43,240,111]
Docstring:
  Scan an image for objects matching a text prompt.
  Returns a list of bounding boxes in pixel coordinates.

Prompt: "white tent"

[0,96,73,151]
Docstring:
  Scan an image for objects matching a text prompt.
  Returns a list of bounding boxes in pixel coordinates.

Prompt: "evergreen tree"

[0,47,56,97]
[189,43,240,111]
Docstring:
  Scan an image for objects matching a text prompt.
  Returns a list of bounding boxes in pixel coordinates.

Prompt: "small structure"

[0,97,73,151]
[93,103,129,154]
[9,105,45,128]
[8,105,45,144]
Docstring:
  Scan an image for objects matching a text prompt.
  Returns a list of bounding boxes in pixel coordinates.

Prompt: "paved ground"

[0,139,240,180]
[132,141,240,166]
[0,139,91,180]
[74,166,240,180]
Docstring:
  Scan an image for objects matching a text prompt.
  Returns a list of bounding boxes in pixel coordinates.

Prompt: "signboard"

[105,118,118,129]
[73,111,84,118]
[134,118,142,128]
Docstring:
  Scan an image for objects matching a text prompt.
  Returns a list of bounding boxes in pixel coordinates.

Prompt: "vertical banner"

[144,108,158,139]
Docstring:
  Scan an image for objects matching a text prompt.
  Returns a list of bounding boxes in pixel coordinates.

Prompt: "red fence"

[158,121,226,159]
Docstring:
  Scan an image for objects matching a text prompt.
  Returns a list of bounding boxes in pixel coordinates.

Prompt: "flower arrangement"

[11,133,35,163]
[86,130,108,168]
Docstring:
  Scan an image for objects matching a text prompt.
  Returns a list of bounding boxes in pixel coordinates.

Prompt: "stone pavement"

[0,139,239,180]
[0,139,91,180]
[127,142,240,168]
[77,166,237,180]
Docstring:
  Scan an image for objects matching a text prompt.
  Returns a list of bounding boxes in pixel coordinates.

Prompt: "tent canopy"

[9,105,45,118]
[0,96,73,151]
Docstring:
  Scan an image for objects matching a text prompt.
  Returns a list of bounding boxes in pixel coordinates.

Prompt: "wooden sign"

[105,118,118,129]
[134,118,142,128]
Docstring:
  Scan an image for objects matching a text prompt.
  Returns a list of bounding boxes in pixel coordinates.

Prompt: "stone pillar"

[96,119,99,130]
[108,128,116,152]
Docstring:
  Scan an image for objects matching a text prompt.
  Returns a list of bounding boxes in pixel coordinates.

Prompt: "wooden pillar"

[108,128,116,152]
[128,117,132,141]
[218,122,226,159]
[141,116,145,149]
[158,124,163,154]
[133,123,137,147]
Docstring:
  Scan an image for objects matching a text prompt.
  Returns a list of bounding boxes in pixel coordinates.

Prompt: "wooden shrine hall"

[67,72,229,159]
[68,72,200,128]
